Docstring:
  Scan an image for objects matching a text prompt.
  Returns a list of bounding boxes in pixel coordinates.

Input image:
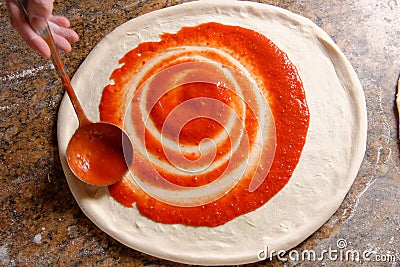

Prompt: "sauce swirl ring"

[124,61,276,207]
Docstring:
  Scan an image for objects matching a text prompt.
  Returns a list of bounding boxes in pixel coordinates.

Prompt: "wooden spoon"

[16,0,133,186]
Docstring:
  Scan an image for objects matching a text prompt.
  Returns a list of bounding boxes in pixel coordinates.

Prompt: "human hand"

[6,0,79,58]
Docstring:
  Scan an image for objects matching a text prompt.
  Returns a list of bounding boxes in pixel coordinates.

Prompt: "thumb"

[27,0,54,29]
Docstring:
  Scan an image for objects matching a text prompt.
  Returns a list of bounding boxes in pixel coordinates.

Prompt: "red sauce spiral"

[100,22,309,227]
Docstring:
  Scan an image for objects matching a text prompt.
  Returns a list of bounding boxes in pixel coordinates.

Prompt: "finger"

[27,0,54,20]
[49,15,70,28]
[61,28,79,43]
[27,0,54,30]
[19,26,51,58]
[6,0,51,58]
[26,32,52,58]
[48,20,79,43]
[6,0,26,28]
[52,33,72,53]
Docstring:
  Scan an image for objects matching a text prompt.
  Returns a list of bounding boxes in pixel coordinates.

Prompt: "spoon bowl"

[67,122,133,186]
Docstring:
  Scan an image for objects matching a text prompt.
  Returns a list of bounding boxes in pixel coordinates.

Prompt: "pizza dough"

[57,0,367,265]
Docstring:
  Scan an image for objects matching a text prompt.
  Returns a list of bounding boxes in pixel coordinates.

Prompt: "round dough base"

[57,1,367,265]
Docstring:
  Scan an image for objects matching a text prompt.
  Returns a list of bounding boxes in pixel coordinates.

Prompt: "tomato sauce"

[100,22,309,226]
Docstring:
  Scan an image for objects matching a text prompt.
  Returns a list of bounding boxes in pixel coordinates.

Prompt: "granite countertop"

[1,0,399,266]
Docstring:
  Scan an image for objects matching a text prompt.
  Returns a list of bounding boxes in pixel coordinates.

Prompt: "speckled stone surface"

[0,0,399,266]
